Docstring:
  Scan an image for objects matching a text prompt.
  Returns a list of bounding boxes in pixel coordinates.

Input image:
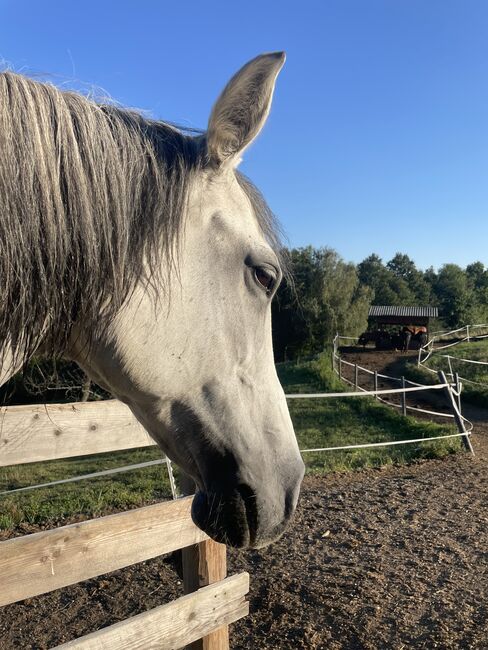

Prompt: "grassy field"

[406,338,488,408]
[0,354,461,531]
[278,354,460,474]
[0,447,174,530]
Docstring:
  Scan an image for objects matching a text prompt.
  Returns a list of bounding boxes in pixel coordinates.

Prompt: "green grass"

[410,338,488,408]
[0,351,461,531]
[278,352,461,474]
[0,447,174,531]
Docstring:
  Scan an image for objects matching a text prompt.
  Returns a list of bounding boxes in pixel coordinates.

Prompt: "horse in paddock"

[0,53,304,548]
[358,330,392,350]
[401,326,428,352]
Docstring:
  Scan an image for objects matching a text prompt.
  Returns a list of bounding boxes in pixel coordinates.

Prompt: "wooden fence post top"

[179,472,230,650]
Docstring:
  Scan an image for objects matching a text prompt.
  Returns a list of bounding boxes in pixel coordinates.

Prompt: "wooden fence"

[0,399,250,649]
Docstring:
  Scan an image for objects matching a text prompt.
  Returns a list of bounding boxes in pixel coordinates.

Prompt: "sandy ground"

[1,351,487,649]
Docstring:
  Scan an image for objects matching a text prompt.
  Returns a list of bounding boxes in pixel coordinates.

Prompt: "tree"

[272,247,373,360]
[357,254,415,305]
[387,253,432,304]
[320,249,373,340]
[433,264,475,328]
[466,262,488,322]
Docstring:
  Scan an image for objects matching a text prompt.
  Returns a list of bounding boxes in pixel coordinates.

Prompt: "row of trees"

[272,247,488,361]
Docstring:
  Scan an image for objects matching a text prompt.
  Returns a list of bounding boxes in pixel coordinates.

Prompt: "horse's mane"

[0,72,285,368]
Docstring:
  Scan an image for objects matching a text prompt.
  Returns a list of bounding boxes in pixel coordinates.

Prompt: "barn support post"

[401,377,407,416]
[180,474,229,650]
[437,371,474,456]
[374,371,379,399]
[354,364,359,390]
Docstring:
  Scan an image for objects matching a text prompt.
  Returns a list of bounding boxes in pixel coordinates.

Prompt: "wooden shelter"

[368,305,438,331]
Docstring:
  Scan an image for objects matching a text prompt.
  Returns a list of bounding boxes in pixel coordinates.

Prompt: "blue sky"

[1,1,487,270]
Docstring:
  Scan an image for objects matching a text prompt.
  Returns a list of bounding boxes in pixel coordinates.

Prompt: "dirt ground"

[1,351,487,649]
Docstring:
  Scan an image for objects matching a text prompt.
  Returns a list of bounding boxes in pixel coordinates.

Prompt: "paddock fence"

[417,324,488,389]
[328,334,474,454]
[0,399,249,650]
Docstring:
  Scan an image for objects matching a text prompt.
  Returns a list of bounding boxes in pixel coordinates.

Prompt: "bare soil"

[1,351,487,649]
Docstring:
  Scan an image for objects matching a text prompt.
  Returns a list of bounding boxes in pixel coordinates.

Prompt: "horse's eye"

[254,267,275,294]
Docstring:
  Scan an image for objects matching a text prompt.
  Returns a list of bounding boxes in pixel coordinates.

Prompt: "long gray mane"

[0,72,284,369]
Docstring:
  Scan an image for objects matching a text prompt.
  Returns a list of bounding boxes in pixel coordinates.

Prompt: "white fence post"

[401,377,407,416]
[454,372,462,415]
[447,355,454,379]
[437,370,474,455]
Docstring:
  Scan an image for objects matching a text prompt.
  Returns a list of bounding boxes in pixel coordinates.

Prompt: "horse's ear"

[206,52,285,169]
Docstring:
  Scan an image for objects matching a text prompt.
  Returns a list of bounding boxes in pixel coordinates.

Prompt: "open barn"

[358,306,439,351]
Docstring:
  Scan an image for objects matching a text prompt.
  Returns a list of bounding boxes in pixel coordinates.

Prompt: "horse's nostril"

[284,486,299,519]
[236,483,258,544]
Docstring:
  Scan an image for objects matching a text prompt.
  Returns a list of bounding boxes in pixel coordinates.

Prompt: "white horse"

[0,53,304,548]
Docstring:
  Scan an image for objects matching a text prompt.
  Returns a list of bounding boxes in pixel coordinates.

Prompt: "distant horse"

[0,54,304,548]
[358,330,392,350]
[401,326,428,352]
[358,332,376,348]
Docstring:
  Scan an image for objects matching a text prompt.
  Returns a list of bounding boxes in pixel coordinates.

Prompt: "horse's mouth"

[191,484,259,548]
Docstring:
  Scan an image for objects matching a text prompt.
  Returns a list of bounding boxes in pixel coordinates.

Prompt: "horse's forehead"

[190,172,263,241]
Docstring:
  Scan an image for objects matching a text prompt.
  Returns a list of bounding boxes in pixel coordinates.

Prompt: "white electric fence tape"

[1,349,476,496]
[418,324,488,389]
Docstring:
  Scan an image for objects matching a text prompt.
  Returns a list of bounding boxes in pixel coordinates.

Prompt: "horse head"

[71,54,304,548]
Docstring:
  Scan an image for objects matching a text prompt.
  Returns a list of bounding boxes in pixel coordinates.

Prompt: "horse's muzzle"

[191,485,256,547]
[191,474,302,549]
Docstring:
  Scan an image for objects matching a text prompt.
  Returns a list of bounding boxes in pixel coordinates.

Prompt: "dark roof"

[368,305,438,318]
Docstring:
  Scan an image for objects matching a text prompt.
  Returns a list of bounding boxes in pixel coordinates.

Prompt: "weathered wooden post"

[438,371,474,455]
[401,377,407,416]
[339,357,342,381]
[354,363,359,390]
[466,325,470,342]
[374,370,379,399]
[180,474,229,650]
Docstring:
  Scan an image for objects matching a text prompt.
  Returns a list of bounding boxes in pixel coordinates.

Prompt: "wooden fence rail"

[0,399,155,466]
[52,573,249,650]
[0,400,249,649]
